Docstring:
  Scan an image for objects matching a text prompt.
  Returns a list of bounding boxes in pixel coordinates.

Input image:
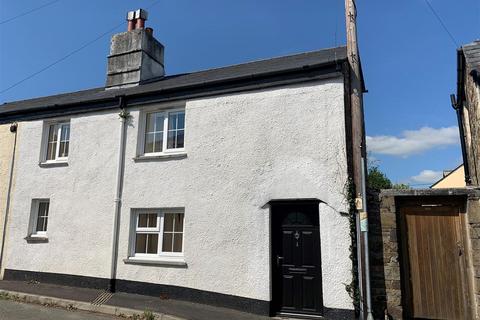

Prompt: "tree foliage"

[367,165,392,190]
[367,165,411,190]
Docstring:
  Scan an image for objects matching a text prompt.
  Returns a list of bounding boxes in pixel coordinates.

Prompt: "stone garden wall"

[368,188,480,319]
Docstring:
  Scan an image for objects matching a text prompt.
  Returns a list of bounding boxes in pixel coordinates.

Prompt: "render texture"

[3,78,353,311]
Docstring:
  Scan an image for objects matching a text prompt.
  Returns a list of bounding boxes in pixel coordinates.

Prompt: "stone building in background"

[455,40,480,186]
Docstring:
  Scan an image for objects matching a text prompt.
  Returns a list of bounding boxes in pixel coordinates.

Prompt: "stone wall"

[368,188,480,319]
[464,68,480,186]
[368,189,402,319]
[467,194,480,317]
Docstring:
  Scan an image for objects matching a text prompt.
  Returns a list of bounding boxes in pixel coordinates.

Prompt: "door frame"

[270,199,323,317]
[397,197,474,319]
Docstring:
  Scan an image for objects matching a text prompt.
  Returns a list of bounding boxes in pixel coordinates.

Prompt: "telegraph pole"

[345,1,373,319]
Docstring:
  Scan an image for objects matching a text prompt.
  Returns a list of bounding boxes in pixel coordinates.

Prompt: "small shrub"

[143,310,155,320]
[0,292,10,300]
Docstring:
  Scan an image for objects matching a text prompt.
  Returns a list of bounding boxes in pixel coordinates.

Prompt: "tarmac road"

[0,299,121,320]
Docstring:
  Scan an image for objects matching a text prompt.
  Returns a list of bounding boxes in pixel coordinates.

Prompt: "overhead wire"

[424,0,459,47]
[0,0,162,96]
[0,0,61,25]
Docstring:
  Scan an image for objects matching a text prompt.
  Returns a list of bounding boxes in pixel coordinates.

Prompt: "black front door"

[272,201,323,316]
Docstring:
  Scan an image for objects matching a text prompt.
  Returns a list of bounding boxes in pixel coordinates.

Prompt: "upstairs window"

[45,122,70,161]
[143,110,185,155]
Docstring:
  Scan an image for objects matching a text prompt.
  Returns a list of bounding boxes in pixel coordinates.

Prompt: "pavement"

[0,280,270,320]
[0,299,120,320]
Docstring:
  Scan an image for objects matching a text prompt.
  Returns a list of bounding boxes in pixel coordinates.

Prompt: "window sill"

[133,152,187,162]
[123,257,187,267]
[24,235,49,243]
[39,161,68,168]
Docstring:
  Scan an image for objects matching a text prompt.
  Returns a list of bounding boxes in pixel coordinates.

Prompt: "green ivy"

[345,178,360,315]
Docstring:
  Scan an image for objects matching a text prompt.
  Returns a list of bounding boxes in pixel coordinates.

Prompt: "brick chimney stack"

[106,9,165,89]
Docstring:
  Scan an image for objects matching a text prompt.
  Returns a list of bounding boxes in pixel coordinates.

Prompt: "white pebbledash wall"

[5,77,353,311]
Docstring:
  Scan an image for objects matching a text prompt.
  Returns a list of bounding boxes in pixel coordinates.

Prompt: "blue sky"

[1,0,479,186]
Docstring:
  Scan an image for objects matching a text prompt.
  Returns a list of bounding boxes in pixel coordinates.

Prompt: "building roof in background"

[463,40,480,73]
[0,46,348,122]
[430,164,466,189]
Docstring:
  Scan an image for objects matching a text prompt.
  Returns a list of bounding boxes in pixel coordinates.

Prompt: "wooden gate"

[400,204,471,319]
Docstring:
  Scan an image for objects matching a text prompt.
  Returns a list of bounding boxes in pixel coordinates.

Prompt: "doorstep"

[0,280,271,320]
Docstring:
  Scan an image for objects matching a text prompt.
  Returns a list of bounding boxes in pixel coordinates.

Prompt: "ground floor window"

[131,209,184,258]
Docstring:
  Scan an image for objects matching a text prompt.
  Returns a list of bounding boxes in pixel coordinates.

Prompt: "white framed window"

[43,122,70,162]
[29,199,50,237]
[130,209,185,259]
[140,109,185,156]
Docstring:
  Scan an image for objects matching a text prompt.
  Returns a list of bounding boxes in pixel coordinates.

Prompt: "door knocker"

[294,231,300,247]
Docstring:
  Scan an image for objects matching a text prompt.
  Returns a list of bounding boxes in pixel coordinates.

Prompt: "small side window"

[29,199,50,237]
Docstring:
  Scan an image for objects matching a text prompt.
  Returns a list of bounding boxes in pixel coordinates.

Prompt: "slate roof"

[463,40,480,73]
[0,46,347,119]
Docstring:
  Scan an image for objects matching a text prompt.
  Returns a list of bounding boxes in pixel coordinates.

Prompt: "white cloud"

[410,170,443,184]
[366,126,459,157]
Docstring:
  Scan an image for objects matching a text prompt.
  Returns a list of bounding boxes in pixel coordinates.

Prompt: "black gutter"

[454,48,472,185]
[0,61,344,124]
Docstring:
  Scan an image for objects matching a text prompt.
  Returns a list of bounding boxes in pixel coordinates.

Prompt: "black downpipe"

[453,49,472,185]
[453,102,471,185]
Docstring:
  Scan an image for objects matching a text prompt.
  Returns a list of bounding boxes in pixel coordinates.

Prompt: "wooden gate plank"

[403,206,467,319]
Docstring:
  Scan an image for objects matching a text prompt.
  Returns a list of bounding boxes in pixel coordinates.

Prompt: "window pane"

[138,214,148,228]
[46,125,58,160]
[138,213,157,228]
[167,131,176,149]
[164,214,174,232]
[168,113,177,130]
[173,233,183,252]
[146,113,155,132]
[36,202,49,232]
[59,142,69,157]
[135,234,147,253]
[147,214,157,228]
[61,124,70,141]
[174,213,184,232]
[147,234,158,254]
[36,217,45,232]
[47,142,57,160]
[162,233,173,252]
[154,132,163,153]
[144,133,155,153]
[177,112,185,130]
[42,217,48,231]
[48,125,58,142]
[155,114,164,132]
[176,130,184,149]
[39,202,49,217]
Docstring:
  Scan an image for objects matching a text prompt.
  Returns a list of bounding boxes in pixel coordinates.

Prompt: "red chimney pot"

[126,9,148,31]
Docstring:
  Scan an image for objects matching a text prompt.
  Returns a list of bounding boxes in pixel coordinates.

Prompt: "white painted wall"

[5,77,353,311]
[5,112,120,279]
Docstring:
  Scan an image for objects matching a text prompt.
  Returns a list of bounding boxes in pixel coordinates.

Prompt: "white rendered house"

[0,9,366,319]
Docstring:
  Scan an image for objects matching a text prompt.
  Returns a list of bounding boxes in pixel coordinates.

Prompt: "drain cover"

[91,291,113,306]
